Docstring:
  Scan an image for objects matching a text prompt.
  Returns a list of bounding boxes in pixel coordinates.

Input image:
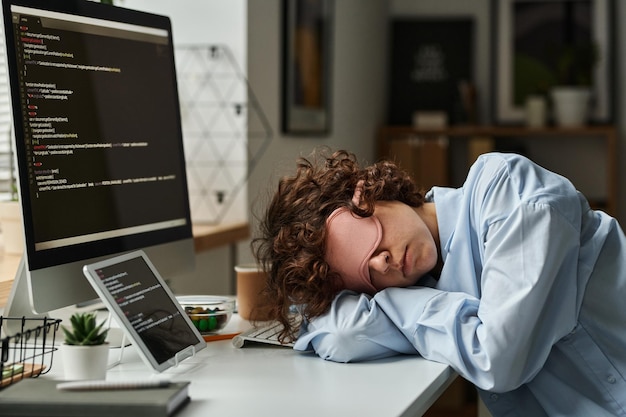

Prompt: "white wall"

[123,0,246,64]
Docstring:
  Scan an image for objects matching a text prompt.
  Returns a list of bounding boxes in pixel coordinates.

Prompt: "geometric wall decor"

[175,44,272,224]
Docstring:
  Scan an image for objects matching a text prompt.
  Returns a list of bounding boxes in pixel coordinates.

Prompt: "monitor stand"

[1,257,48,336]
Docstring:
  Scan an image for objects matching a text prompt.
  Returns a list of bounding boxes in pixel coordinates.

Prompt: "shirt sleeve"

[293,289,419,362]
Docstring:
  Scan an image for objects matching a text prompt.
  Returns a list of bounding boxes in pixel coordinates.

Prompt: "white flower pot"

[60,343,110,381]
[550,87,591,127]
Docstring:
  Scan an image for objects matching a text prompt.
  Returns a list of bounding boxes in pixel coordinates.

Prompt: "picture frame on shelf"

[387,18,475,126]
[491,0,614,125]
[281,0,333,135]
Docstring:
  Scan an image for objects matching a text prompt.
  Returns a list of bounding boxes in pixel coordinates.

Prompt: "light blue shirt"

[294,153,626,416]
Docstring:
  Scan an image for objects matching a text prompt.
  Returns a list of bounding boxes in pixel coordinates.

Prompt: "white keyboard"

[232,320,297,348]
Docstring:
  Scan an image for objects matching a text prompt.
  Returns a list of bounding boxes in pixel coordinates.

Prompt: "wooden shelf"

[379,124,618,138]
[378,124,618,216]
[192,222,249,253]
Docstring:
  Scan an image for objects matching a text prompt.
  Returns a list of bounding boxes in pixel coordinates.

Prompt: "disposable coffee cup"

[234,264,272,321]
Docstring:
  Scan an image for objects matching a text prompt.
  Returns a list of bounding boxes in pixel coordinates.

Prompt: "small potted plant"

[550,42,599,126]
[60,312,110,380]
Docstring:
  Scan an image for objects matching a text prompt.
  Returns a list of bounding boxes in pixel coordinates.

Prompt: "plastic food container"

[176,295,236,334]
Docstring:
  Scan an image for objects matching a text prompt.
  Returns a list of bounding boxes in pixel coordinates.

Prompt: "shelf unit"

[378,125,618,216]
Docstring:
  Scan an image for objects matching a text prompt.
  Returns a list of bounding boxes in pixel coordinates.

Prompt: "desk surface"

[42,314,456,417]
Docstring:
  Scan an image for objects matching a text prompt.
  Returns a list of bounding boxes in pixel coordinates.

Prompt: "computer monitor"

[1,0,195,321]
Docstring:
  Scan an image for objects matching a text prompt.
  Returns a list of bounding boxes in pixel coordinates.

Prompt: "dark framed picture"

[492,0,614,124]
[282,0,333,135]
[387,18,475,126]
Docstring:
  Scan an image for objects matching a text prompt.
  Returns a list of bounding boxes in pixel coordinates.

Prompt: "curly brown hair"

[252,148,425,342]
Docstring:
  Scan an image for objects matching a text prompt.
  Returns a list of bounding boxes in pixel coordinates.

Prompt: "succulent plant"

[62,312,109,346]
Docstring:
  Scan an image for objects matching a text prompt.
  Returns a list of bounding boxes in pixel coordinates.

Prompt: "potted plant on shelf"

[60,312,110,380]
[550,42,599,127]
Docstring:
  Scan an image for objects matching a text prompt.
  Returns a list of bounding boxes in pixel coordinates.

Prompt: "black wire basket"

[0,316,61,388]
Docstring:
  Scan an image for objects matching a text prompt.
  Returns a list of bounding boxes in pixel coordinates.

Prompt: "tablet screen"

[83,251,205,372]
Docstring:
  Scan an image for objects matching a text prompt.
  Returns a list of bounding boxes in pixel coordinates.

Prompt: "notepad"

[0,378,190,417]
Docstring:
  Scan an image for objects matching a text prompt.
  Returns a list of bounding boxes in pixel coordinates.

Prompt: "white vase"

[525,95,547,128]
[60,343,110,381]
[550,86,591,127]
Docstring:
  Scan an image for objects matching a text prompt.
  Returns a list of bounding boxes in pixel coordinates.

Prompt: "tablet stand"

[104,312,128,369]
[173,345,197,367]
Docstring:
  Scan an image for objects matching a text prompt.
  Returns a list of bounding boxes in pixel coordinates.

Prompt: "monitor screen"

[2,0,194,316]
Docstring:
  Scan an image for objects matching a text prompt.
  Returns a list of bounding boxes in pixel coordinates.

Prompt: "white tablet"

[82,250,206,372]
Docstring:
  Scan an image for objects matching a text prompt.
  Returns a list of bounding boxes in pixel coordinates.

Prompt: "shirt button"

[607,375,616,384]
[490,394,499,401]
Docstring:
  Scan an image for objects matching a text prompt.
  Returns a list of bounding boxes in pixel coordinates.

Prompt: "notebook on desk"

[0,378,190,417]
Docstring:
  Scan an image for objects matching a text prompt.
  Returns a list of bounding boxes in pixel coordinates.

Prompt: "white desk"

[41,314,457,417]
